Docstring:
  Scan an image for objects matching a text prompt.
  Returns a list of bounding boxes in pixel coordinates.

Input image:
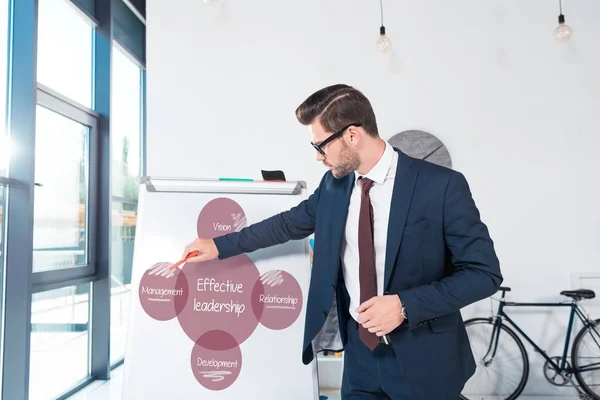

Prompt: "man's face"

[309,121,360,179]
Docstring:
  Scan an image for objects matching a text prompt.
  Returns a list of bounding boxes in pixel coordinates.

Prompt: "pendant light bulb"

[555,14,573,42]
[376,0,392,54]
[377,26,392,54]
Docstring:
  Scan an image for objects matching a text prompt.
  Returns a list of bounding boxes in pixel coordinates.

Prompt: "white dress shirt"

[341,142,398,321]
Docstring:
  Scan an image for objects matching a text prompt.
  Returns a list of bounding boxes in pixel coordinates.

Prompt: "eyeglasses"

[311,123,362,156]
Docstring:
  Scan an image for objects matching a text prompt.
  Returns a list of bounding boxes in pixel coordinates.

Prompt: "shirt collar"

[355,141,394,185]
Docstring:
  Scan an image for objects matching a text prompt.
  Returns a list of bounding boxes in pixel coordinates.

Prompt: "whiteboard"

[122,177,319,400]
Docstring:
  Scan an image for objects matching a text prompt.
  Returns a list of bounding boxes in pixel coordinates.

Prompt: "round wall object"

[387,130,452,169]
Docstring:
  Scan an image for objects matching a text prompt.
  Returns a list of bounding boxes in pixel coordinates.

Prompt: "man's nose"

[316,151,325,162]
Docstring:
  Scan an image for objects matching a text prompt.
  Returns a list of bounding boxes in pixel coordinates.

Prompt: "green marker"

[218,178,254,182]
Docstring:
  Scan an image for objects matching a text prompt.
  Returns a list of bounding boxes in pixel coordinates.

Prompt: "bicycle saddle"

[560,289,595,300]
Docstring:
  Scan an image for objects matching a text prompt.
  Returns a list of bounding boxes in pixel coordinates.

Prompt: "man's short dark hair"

[295,84,379,137]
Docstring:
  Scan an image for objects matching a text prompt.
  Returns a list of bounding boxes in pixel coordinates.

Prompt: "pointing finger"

[182,245,193,260]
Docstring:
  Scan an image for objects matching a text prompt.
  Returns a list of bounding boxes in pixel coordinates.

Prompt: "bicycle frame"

[486,292,600,375]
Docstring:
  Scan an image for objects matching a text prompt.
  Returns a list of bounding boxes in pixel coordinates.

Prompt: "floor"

[66,366,580,400]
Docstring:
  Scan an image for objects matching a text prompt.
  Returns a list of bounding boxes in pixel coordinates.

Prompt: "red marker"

[169,250,199,270]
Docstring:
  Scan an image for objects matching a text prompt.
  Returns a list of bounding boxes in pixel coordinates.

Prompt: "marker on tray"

[218,177,254,182]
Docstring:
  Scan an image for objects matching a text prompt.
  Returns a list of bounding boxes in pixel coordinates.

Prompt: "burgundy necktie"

[358,177,380,350]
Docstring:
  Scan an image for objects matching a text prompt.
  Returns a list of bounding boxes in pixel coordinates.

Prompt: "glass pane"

[0,185,4,252]
[0,0,9,176]
[110,201,137,363]
[29,283,90,400]
[0,132,8,177]
[0,185,5,322]
[37,0,93,107]
[111,45,142,200]
[113,0,145,64]
[0,1,8,391]
[33,105,89,272]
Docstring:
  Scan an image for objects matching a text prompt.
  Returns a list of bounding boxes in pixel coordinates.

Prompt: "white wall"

[146,0,600,395]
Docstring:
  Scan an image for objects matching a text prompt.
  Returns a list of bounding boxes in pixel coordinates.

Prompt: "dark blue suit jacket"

[214,148,503,399]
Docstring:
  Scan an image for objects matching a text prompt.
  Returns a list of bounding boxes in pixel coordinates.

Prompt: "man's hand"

[182,238,219,263]
[356,295,404,336]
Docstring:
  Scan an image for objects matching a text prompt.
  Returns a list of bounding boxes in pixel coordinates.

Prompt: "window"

[0,184,5,303]
[28,0,100,395]
[0,0,10,390]
[0,0,146,396]
[27,87,98,397]
[111,46,142,200]
[110,44,143,364]
[110,201,136,363]
[33,105,90,273]
[28,283,91,400]
[0,186,4,251]
[37,0,93,107]
[0,0,8,176]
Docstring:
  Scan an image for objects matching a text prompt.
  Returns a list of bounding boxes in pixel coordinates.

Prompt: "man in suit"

[183,84,503,399]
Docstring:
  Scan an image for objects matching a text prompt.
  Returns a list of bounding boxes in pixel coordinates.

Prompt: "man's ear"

[347,126,361,144]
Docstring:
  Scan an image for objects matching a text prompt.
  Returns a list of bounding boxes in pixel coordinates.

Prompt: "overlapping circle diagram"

[137,197,303,391]
[138,262,188,321]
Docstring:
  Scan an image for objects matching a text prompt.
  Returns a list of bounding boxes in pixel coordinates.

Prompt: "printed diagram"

[147,261,177,280]
[260,270,284,287]
[231,212,246,232]
[201,370,232,382]
[138,197,303,390]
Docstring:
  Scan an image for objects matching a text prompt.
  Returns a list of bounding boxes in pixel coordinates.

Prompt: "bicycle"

[459,286,600,400]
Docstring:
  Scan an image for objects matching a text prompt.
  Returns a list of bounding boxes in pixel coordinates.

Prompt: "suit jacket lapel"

[327,174,354,268]
[384,149,418,291]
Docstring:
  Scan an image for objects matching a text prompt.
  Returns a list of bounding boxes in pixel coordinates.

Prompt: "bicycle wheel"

[459,318,529,400]
[572,318,600,399]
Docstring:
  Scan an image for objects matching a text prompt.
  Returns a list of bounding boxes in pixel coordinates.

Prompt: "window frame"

[31,84,100,293]
[1,0,146,397]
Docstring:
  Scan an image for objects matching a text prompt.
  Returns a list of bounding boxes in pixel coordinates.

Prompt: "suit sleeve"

[213,178,323,259]
[397,171,503,329]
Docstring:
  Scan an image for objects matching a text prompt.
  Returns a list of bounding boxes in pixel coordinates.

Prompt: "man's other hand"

[356,295,404,336]
[183,238,219,263]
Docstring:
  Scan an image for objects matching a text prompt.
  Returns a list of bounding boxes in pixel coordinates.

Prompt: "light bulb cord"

[558,0,566,24]
[559,0,563,15]
[379,0,386,36]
